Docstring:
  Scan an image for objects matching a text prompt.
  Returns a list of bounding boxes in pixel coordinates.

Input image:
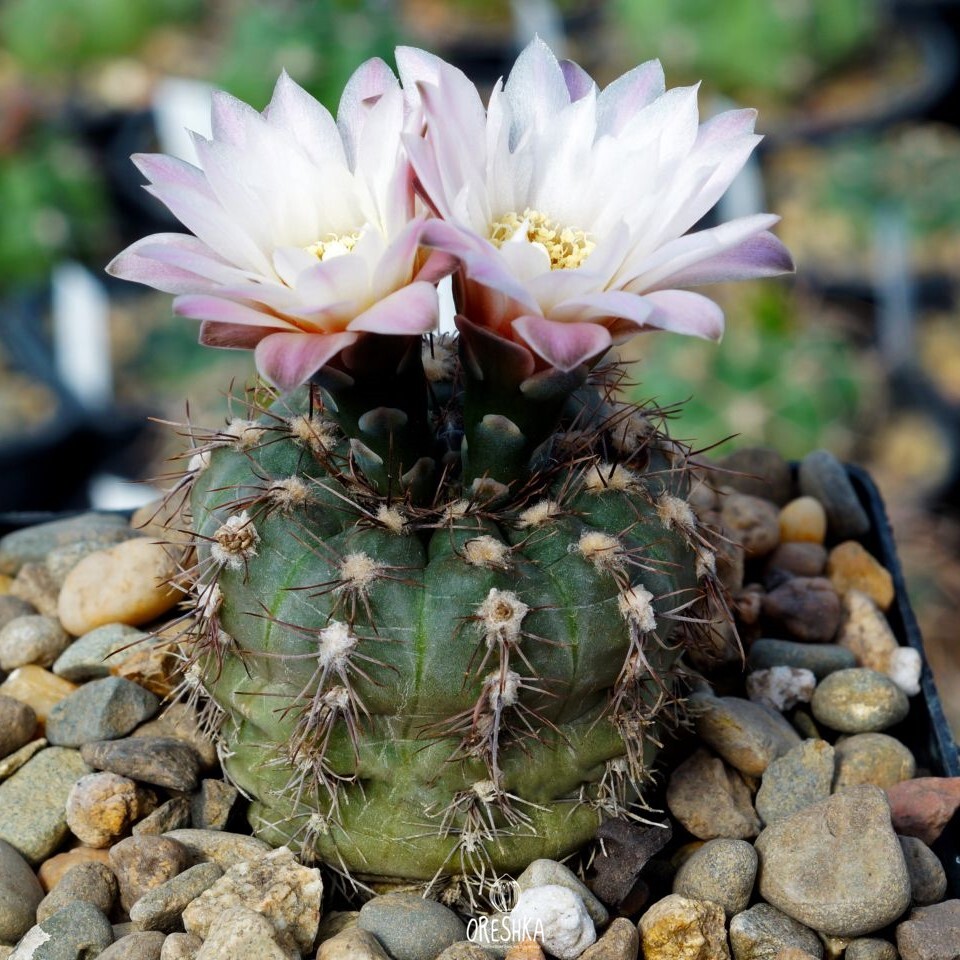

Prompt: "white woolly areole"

[338,552,383,591]
[442,499,472,521]
[376,505,407,535]
[657,494,696,533]
[225,418,266,450]
[576,531,623,572]
[463,535,511,569]
[608,411,655,455]
[695,545,717,579]
[288,414,339,454]
[188,449,211,473]
[516,499,561,528]
[197,581,222,620]
[477,588,529,646]
[618,585,657,633]
[472,779,499,803]
[320,684,351,711]
[269,476,310,511]
[317,621,358,668]
[210,512,260,569]
[422,335,457,383]
[584,462,638,493]
[485,669,522,709]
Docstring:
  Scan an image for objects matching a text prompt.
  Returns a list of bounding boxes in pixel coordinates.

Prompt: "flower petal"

[504,37,571,141]
[597,60,665,137]
[550,290,654,326]
[107,233,243,294]
[346,280,438,334]
[651,230,795,288]
[641,290,725,340]
[255,331,361,391]
[173,294,294,330]
[265,71,345,168]
[559,59,596,102]
[512,315,612,371]
[337,57,399,168]
[198,320,278,349]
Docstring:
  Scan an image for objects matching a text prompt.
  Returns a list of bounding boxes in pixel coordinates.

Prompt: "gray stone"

[132,704,217,771]
[36,862,117,923]
[110,835,191,912]
[47,678,160,748]
[0,839,44,945]
[673,838,757,918]
[717,447,793,505]
[97,932,166,960]
[358,893,468,960]
[9,901,113,960]
[0,617,70,672]
[0,741,46,782]
[748,639,857,680]
[899,836,948,907]
[159,932,202,959]
[434,944,492,960]
[0,748,91,863]
[8,566,58,619]
[577,918,640,960]
[52,624,146,682]
[728,903,823,959]
[692,693,802,776]
[0,598,35,631]
[756,785,911,937]
[81,737,200,791]
[0,514,133,576]
[845,939,898,960]
[833,733,916,790]
[130,862,223,933]
[798,450,870,540]
[811,669,910,734]
[160,830,270,869]
[516,859,608,926]
[194,906,296,960]
[318,927,391,960]
[189,780,237,831]
[756,739,835,826]
[133,797,191,837]
[896,899,960,959]
[0,697,37,760]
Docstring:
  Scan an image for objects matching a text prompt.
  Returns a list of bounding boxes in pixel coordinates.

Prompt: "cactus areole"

[108,39,792,894]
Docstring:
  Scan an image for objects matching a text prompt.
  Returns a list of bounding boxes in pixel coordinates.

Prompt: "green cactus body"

[182,344,719,891]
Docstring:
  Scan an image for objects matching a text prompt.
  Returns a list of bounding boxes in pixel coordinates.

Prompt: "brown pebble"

[505,940,546,960]
[10,563,60,617]
[0,665,77,725]
[160,932,203,959]
[578,917,640,959]
[779,497,827,544]
[886,778,960,846]
[766,542,828,578]
[66,771,154,847]
[81,736,201,791]
[827,541,895,611]
[98,931,167,960]
[722,492,781,558]
[762,576,841,643]
[38,847,113,892]
[36,861,118,923]
[134,796,192,837]
[133,702,218,770]
[0,695,37,759]
[110,834,190,911]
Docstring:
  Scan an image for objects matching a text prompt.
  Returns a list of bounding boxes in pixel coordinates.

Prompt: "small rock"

[0,839,45,945]
[316,912,359,941]
[762,578,841,644]
[160,830,270,870]
[160,932,203,960]
[0,617,71,671]
[899,836,947,907]
[318,928,391,960]
[505,942,545,960]
[766,543,828,579]
[0,696,37,760]
[134,797,192,837]
[130,862,223,933]
[588,818,672,907]
[194,905,297,960]
[748,639,856,680]
[52,624,146,682]
[797,451,870,539]
[81,736,200,791]
[673,838,757,918]
[779,497,827,545]
[717,448,793,505]
[184,846,322,954]
[692,694,802,776]
[746,667,816,712]
[467,910,523,954]
[639,893,730,960]
[0,513,133,576]
[0,597,36,630]
[57,539,180,636]
[36,861,117,924]
[667,749,761,840]
[9,564,60,618]
[0,747,91,863]
[66,771,153,847]
[827,542,894,611]
[844,939,898,960]
[516,860,608,927]
[9,901,114,960]
[576,918,639,960]
[885,778,960,845]
[37,848,112,892]
[133,704,218,770]
[110,835,190,912]
[722,493,781,558]
[755,785,911,937]
[756,739,835,826]
[896,900,960,959]
[833,733,917,790]
[190,780,237,831]
[98,932,166,960]
[0,667,77,724]
[811,669,910,734]
[357,892,467,960]
[47,677,160,748]
[510,886,595,960]
[728,902,824,959]
[0,739,47,782]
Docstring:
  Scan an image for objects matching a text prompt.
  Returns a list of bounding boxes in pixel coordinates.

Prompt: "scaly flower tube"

[108,64,450,391]
[398,38,794,373]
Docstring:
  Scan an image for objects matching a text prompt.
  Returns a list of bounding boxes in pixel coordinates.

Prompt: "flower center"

[489,208,595,270]
[305,232,360,261]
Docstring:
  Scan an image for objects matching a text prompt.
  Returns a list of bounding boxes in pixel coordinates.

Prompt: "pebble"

[183,846,322,954]
[81,736,200,791]
[779,497,828,544]
[36,861,117,924]
[666,749,761,840]
[52,624,146,682]
[0,513,133,576]
[134,797,192,837]
[0,597,36,630]
[505,942,545,960]
[811,668,910,733]
[588,818,672,907]
[797,450,870,539]
[318,928,391,960]
[896,900,960,960]
[746,667,816,712]
[673,838,757,918]
[844,940,898,960]
[510,886,596,960]
[110,835,191,912]
[46,677,160,748]
[748,639,856,680]
[639,893,729,960]
[762,577,841,644]
[692,694,802,776]
[190,779,237,831]
[37,848,112,892]
[516,859,608,927]
[133,703,218,770]
[194,905,296,960]
[160,932,203,960]
[722,493,781,558]
[0,667,78,725]
[826,542,894,611]
[0,839,45,945]
[766,543,828,578]
[9,564,60,618]
[756,739,835,826]
[130,862,224,933]
[728,903,824,959]
[0,697,37,760]
[65,771,153,847]
[755,785,911,937]
[885,777,960,845]
[10,901,114,960]
[576,918,639,960]
[898,836,947,907]
[0,747,90,863]
[160,830,270,870]
[833,733,916,790]
[57,539,181,636]
[357,893,467,960]
[0,617,71,671]
[98,932,166,960]
[0,739,46,782]
[717,447,793,505]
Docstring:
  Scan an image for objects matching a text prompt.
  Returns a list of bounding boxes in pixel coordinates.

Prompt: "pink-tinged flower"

[398,39,794,372]
[108,65,450,391]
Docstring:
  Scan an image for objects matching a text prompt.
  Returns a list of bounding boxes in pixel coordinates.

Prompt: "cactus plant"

[108,39,792,895]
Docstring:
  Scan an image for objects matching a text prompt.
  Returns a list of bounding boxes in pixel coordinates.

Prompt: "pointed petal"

[550,290,653,326]
[107,233,242,294]
[696,107,757,146]
[209,90,261,146]
[198,320,278,349]
[347,281,438,334]
[653,230,794,288]
[642,290,725,340]
[337,57,399,168]
[255,331,360,392]
[172,294,294,330]
[265,71,345,167]
[512,315,612,371]
[504,37,571,139]
[560,59,596,102]
[597,60,665,136]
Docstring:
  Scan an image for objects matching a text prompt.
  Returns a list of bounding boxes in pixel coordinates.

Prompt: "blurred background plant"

[0,0,957,731]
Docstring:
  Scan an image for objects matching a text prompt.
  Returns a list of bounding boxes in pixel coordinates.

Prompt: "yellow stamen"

[489,208,595,270]
[305,232,361,261]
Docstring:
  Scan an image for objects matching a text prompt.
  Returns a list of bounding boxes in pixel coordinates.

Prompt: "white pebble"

[509,884,596,960]
[746,666,816,712]
[887,646,921,697]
